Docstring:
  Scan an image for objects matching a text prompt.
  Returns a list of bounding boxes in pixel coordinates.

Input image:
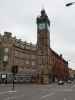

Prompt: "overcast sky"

[0,0,75,69]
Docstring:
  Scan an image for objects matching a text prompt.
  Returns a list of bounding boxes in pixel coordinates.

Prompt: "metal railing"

[0,73,33,84]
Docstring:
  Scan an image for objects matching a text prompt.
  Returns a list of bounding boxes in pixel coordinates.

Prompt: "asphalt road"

[0,82,75,100]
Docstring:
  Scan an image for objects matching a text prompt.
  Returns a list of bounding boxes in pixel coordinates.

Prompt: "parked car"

[58,80,64,85]
[67,80,72,84]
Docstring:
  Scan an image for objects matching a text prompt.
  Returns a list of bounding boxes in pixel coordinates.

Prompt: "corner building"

[0,9,69,84]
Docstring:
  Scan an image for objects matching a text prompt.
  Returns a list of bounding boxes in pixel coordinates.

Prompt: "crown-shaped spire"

[41,8,46,16]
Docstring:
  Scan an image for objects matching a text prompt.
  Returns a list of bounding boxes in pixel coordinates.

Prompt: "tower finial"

[41,2,46,14]
[41,3,45,11]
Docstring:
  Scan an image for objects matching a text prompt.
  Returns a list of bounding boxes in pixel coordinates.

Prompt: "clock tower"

[36,9,51,84]
[37,9,50,48]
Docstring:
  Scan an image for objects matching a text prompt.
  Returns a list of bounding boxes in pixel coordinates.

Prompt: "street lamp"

[11,65,18,90]
[65,2,75,7]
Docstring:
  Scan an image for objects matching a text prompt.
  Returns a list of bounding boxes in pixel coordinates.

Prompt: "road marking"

[0,90,16,95]
[4,94,25,100]
[64,98,67,100]
[8,90,16,93]
[40,92,55,99]
[4,96,16,100]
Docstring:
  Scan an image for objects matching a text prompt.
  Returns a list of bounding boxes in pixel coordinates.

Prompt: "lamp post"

[65,2,75,80]
[11,65,18,90]
[65,2,75,7]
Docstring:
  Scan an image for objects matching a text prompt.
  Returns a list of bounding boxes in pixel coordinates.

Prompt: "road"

[0,82,75,100]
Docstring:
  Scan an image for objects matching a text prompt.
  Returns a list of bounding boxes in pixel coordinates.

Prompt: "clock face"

[38,23,45,30]
[47,24,50,32]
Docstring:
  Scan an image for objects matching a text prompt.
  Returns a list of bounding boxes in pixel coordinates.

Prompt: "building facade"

[0,9,69,84]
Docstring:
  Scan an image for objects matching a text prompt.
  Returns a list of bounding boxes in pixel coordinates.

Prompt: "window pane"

[4,48,9,53]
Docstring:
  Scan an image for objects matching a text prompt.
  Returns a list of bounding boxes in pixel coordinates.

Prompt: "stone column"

[39,65,49,84]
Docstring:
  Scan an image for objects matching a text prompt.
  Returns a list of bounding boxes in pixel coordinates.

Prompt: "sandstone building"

[0,9,69,83]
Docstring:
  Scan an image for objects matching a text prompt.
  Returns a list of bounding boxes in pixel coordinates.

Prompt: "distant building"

[0,9,69,84]
[69,68,75,79]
